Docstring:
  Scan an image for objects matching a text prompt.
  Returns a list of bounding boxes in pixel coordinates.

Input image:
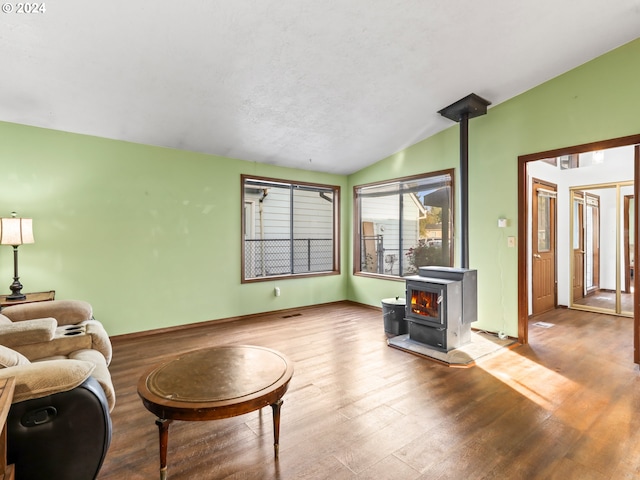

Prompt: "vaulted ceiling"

[2,1,639,174]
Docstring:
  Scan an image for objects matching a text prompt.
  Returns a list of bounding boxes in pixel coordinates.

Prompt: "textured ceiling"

[1,1,639,174]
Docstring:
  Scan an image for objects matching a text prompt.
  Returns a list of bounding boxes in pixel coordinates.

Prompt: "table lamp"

[0,212,34,300]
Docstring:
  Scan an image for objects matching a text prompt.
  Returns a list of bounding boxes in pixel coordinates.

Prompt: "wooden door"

[573,193,585,301]
[532,180,557,314]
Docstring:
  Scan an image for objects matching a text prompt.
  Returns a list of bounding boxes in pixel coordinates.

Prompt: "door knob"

[533,254,541,259]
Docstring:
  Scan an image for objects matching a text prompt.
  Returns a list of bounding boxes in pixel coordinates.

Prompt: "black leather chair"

[7,376,112,480]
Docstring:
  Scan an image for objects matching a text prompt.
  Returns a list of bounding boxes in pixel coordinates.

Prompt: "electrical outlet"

[507,236,516,248]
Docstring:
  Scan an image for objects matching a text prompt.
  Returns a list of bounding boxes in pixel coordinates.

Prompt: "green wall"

[348,37,640,336]
[1,37,638,337]
[0,123,348,335]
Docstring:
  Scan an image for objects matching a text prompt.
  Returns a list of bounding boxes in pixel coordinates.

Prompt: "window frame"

[353,169,455,279]
[241,174,340,283]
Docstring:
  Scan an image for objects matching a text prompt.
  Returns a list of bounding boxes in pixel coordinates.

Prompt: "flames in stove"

[410,289,441,318]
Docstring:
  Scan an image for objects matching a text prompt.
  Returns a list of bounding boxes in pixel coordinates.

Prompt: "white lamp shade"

[0,217,34,246]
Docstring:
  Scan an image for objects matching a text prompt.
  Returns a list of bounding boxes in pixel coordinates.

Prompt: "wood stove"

[405,266,477,351]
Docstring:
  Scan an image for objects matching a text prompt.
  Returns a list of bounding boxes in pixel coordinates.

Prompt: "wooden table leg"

[155,418,173,480]
[270,399,283,459]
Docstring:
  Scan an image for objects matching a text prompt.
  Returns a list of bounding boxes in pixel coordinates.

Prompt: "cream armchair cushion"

[0,343,115,411]
[0,317,56,347]
[0,358,96,404]
[8,357,114,412]
[1,300,112,364]
[1,299,93,325]
[0,300,116,412]
[0,344,29,368]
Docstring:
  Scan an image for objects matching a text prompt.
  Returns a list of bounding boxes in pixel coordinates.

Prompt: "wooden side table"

[0,291,55,309]
[0,377,16,479]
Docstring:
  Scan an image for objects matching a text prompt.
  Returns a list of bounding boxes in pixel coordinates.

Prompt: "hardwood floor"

[98,303,640,479]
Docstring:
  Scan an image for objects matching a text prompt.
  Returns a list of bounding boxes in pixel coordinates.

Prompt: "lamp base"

[7,278,25,301]
[5,294,26,301]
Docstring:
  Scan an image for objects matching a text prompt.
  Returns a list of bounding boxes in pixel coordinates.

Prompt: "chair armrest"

[0,318,56,348]
[80,320,112,365]
[69,349,116,411]
[2,300,93,326]
[0,359,94,404]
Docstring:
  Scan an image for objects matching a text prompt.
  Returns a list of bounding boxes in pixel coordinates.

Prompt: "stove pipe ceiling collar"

[438,93,491,122]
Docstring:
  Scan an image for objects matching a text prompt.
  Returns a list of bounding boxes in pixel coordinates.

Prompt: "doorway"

[517,135,640,363]
[570,183,633,316]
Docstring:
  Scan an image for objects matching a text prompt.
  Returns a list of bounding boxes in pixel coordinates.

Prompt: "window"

[241,175,340,282]
[354,170,454,277]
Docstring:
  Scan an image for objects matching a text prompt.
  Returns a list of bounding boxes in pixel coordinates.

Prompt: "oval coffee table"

[137,345,294,480]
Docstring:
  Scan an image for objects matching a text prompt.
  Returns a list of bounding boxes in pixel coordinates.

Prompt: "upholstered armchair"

[0,300,115,480]
[0,299,112,365]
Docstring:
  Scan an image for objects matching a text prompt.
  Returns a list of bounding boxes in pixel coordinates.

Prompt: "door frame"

[568,183,631,314]
[517,134,640,363]
[571,190,586,303]
[624,194,634,294]
[584,192,600,296]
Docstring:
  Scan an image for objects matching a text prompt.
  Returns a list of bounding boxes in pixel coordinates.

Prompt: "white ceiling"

[1,1,639,174]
